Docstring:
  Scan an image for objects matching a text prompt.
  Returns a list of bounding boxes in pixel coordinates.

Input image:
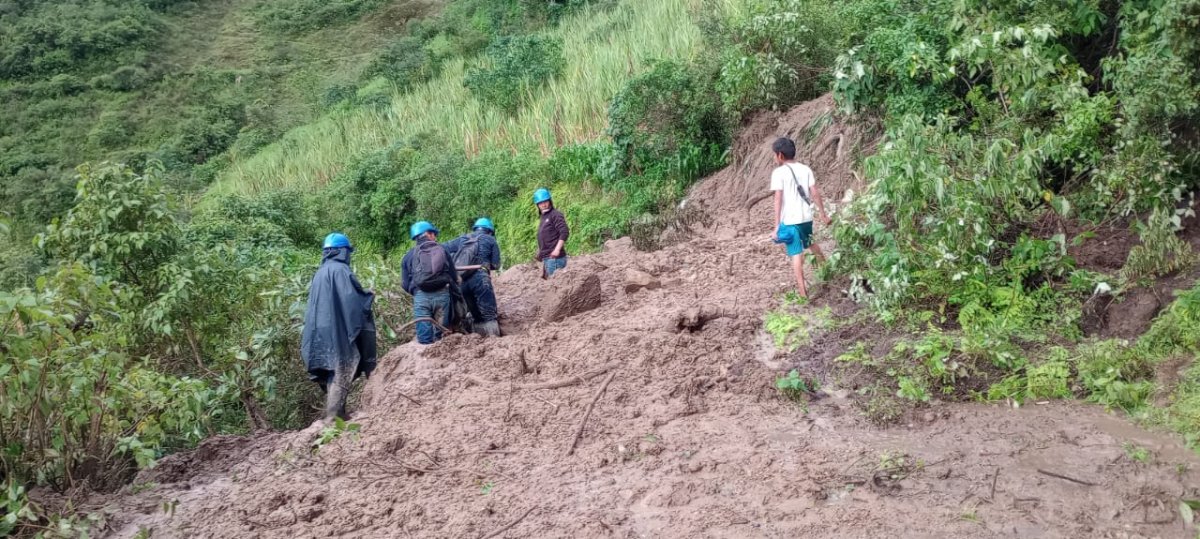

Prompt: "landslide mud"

[96,96,1200,538]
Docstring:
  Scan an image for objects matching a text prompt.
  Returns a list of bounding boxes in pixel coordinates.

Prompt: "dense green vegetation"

[819,0,1200,440]
[2,0,1200,533]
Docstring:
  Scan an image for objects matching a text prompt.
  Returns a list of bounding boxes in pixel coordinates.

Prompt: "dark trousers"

[462,271,498,322]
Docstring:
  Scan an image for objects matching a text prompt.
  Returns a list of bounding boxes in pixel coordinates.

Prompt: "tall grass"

[211,0,705,197]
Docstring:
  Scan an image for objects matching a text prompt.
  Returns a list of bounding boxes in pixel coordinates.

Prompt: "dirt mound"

[539,270,603,322]
[689,93,878,231]
[92,98,1200,539]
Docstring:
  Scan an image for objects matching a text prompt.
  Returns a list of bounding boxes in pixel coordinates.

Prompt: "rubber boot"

[325,353,360,421]
[474,320,501,337]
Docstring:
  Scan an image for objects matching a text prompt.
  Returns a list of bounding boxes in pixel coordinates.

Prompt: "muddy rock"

[624,268,661,294]
[539,271,602,322]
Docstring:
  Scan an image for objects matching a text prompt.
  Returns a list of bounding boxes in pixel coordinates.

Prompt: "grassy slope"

[210,0,703,197]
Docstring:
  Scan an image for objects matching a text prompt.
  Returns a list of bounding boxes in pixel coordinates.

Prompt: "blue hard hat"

[473,217,495,232]
[323,232,352,249]
[409,221,439,240]
[532,188,552,204]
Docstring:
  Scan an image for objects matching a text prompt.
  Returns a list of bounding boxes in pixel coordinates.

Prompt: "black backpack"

[412,241,450,292]
[452,232,482,275]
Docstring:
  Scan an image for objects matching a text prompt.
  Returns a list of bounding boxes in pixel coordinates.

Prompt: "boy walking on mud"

[770,137,831,298]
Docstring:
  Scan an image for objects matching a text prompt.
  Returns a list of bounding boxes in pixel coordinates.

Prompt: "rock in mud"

[624,268,661,294]
[540,271,602,322]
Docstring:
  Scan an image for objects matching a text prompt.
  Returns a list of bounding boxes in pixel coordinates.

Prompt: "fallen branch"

[744,191,773,211]
[565,371,618,456]
[395,317,452,335]
[479,506,537,539]
[532,393,560,412]
[1036,468,1097,486]
[396,391,422,406]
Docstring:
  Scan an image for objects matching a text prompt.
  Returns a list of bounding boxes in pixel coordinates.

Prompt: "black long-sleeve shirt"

[536,208,569,261]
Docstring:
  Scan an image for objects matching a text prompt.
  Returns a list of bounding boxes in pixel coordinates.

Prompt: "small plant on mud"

[776,369,819,404]
[782,290,808,307]
[1122,443,1152,464]
[312,418,362,451]
[858,384,905,425]
[895,376,930,403]
[765,307,830,351]
[876,452,916,481]
[1180,499,1200,533]
[479,480,496,495]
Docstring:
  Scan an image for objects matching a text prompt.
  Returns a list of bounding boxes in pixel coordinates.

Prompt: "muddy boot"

[324,353,360,421]
[474,320,500,337]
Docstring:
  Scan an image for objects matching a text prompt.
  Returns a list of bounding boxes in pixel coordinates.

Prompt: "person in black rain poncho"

[301,233,377,421]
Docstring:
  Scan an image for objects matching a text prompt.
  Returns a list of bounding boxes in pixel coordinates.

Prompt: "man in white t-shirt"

[770,137,830,297]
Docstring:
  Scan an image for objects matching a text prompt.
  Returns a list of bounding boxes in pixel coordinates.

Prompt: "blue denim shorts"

[782,222,813,257]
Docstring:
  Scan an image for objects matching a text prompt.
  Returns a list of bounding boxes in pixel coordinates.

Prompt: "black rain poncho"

[301,248,377,384]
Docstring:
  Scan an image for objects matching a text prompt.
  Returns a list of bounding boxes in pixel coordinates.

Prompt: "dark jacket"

[443,231,502,271]
[300,248,377,382]
[401,237,460,295]
[536,208,569,261]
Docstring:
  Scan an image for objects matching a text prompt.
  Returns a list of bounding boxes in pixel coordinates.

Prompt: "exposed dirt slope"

[96,96,1200,539]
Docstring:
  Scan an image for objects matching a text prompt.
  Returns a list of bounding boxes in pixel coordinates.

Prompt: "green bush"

[707,0,847,116]
[0,1,161,78]
[0,269,214,491]
[169,103,247,165]
[363,36,442,90]
[605,61,728,177]
[464,35,566,113]
[254,0,387,34]
[1075,340,1155,412]
[189,190,319,249]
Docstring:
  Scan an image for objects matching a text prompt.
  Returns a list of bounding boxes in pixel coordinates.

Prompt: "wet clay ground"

[95,96,1200,538]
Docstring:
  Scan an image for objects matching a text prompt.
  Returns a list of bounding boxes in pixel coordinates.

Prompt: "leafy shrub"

[1122,208,1196,281]
[0,1,161,78]
[606,61,728,177]
[87,108,133,149]
[363,36,441,90]
[189,190,319,249]
[464,35,566,113]
[90,64,152,91]
[254,0,387,34]
[1075,340,1155,412]
[0,264,214,491]
[169,103,247,165]
[707,0,847,116]
[41,162,180,293]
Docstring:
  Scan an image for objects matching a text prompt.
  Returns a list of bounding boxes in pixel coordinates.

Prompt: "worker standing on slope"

[444,217,503,336]
[770,137,831,298]
[402,221,460,344]
[533,188,570,279]
[301,233,378,421]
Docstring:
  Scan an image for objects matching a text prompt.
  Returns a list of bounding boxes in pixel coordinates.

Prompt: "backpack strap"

[786,163,813,207]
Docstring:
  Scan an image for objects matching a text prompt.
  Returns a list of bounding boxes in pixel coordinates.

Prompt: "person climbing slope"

[443,217,503,337]
[401,221,460,344]
[533,188,569,279]
[770,137,831,298]
[301,233,378,422]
